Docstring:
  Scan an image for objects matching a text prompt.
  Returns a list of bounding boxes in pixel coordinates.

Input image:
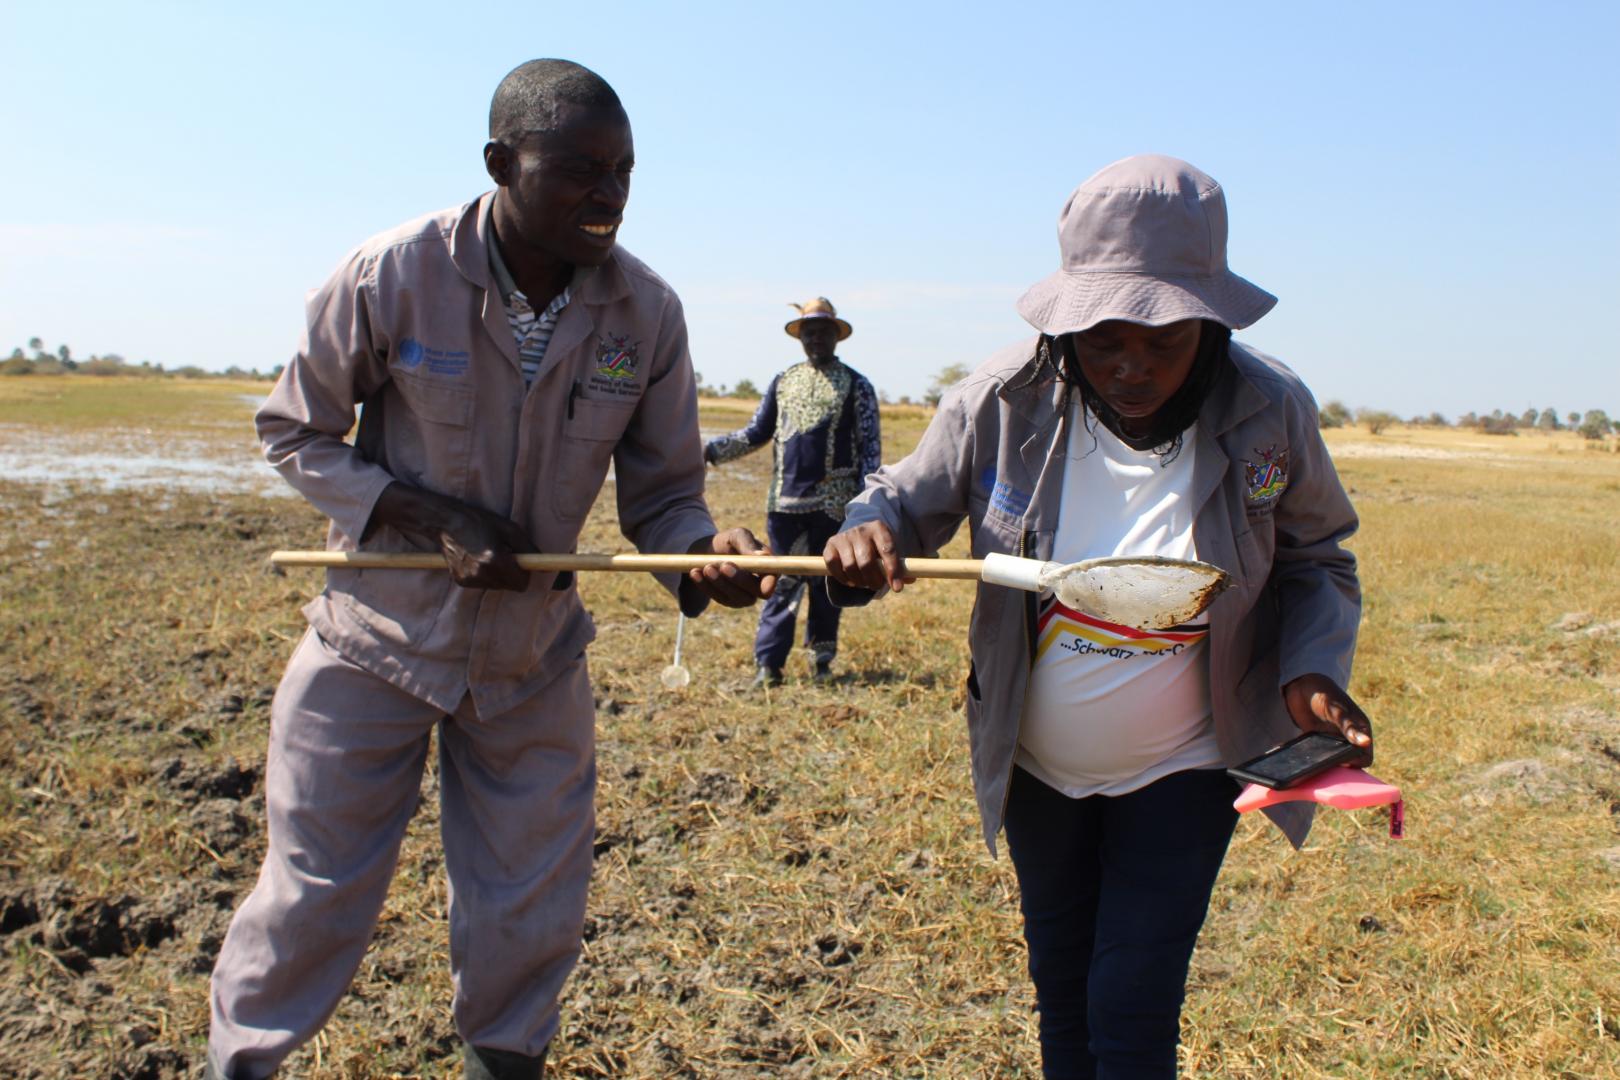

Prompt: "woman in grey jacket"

[824,155,1375,1079]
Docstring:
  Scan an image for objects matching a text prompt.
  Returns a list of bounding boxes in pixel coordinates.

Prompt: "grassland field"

[1,376,1618,1078]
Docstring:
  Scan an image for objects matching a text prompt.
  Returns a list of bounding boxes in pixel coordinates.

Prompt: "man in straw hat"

[706,297,881,686]
[208,60,774,1080]
[825,155,1373,1077]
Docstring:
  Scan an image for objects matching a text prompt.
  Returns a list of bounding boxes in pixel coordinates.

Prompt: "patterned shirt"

[705,358,882,517]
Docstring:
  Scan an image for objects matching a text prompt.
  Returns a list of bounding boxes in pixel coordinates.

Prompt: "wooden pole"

[268,550,986,580]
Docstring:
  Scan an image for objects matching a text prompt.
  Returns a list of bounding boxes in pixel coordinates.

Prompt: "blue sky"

[3,0,1616,418]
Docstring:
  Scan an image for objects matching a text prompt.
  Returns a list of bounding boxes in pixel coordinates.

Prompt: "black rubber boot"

[463,1043,547,1080]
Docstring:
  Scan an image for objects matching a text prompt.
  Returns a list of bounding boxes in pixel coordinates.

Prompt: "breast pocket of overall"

[553,397,638,523]
[381,370,476,500]
[969,497,1023,559]
[1231,507,1276,596]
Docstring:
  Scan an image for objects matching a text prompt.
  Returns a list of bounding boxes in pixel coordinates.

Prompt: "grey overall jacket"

[257,193,716,718]
[838,337,1361,852]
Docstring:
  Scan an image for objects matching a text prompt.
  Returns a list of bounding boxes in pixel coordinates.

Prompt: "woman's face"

[1067,319,1202,436]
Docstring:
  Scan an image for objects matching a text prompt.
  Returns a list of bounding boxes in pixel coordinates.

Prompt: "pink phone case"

[1234,766,1405,837]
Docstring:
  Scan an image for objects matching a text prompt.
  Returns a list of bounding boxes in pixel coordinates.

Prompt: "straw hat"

[1015,154,1277,336]
[784,297,853,340]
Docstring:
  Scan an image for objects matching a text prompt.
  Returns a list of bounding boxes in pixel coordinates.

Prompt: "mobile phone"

[1227,731,1362,789]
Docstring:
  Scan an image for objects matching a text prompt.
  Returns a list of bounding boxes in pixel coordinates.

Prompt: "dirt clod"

[811,933,862,967]
[153,756,260,800]
[191,798,251,854]
[0,888,40,934]
[25,888,180,974]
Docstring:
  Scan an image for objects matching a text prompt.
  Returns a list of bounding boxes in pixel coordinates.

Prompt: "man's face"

[1067,319,1201,431]
[486,103,634,269]
[797,319,840,362]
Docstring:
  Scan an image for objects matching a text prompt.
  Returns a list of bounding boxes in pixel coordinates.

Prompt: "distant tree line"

[1314,399,1615,440]
[694,371,928,407]
[2,338,280,380]
[920,362,1615,441]
[694,373,764,400]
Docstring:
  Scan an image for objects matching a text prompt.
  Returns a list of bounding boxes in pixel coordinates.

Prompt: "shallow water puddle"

[0,421,767,498]
[0,423,290,496]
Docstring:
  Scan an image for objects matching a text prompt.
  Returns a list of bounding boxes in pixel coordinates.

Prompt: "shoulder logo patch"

[989,479,1031,519]
[594,334,640,381]
[1245,445,1289,505]
[395,337,468,375]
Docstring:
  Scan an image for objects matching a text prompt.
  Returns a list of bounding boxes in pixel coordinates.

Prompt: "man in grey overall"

[206,60,774,1080]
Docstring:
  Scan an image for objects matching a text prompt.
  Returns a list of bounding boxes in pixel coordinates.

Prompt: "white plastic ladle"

[269,551,1231,631]
[660,613,691,689]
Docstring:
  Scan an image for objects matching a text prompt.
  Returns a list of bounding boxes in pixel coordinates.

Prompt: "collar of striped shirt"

[482,197,596,304]
[486,209,578,386]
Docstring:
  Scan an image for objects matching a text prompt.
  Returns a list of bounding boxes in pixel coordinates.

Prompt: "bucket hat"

[784,297,853,340]
[1015,154,1276,336]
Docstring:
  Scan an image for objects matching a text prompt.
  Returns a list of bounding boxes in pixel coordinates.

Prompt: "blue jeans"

[1003,765,1239,1079]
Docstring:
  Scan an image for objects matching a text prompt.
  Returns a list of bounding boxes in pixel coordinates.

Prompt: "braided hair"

[1047,320,1233,465]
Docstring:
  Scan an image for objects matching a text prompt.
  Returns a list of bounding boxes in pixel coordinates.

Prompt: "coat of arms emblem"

[1245,445,1289,503]
[595,334,640,381]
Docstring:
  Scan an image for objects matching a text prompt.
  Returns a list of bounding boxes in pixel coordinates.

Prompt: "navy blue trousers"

[1003,765,1239,1080]
[755,511,842,670]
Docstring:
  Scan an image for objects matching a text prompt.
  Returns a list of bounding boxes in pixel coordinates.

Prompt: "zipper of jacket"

[993,372,1080,841]
[996,526,1040,833]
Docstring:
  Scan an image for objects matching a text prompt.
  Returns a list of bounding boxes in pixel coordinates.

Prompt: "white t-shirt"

[1015,406,1223,797]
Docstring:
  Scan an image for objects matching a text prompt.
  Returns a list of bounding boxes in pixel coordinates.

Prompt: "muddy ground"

[0,482,1039,1078]
[2,400,1619,1078]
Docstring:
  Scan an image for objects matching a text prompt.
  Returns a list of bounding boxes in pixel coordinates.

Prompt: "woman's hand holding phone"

[1282,673,1373,767]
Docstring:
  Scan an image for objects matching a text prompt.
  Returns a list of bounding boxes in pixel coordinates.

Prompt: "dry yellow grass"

[1179,424,1620,1077]
[0,373,271,430]
[0,390,1617,1077]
